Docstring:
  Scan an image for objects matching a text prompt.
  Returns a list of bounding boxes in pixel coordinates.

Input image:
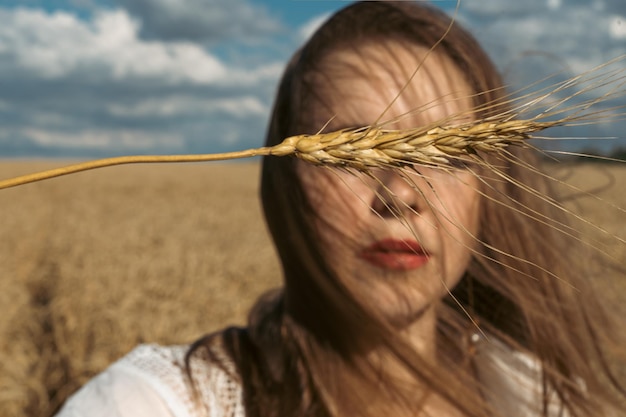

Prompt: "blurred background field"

[0,161,281,416]
[0,161,624,417]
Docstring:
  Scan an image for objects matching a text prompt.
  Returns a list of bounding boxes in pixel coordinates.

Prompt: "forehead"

[308,40,475,131]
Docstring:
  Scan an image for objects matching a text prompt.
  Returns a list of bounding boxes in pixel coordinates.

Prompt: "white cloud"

[610,15,626,39]
[461,0,548,16]
[0,5,287,156]
[547,0,561,10]
[0,8,228,84]
[460,1,626,75]
[19,127,184,150]
[455,0,626,152]
[116,0,282,43]
[107,96,267,118]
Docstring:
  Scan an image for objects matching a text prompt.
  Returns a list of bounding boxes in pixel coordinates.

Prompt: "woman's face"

[297,42,480,325]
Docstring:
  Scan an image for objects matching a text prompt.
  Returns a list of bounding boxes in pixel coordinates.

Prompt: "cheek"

[441,187,479,237]
[427,169,480,231]
[432,174,480,284]
[297,166,375,239]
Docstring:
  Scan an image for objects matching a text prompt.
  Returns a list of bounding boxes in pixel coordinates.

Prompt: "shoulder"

[56,342,243,417]
[473,335,569,417]
[54,345,184,417]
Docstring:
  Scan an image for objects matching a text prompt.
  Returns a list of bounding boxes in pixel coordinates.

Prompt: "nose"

[370,169,426,219]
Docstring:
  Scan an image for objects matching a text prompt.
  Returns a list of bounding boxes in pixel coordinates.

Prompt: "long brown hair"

[189,2,625,416]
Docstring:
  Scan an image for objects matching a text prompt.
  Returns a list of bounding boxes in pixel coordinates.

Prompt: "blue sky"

[0,0,624,158]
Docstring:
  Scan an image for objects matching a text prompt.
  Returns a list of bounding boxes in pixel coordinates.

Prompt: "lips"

[358,238,430,271]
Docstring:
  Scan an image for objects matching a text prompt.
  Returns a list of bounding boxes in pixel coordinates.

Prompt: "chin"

[358,284,436,328]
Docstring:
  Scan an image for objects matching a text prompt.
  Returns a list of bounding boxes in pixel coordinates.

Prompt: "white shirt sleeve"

[55,365,175,417]
[54,343,243,417]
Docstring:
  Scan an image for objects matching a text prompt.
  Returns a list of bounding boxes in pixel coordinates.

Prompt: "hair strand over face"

[187,2,626,417]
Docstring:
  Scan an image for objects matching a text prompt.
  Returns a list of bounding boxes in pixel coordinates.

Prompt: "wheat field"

[0,160,624,417]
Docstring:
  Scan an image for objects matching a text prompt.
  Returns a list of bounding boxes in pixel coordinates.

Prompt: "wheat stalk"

[0,119,558,190]
[2,53,624,191]
[283,119,553,168]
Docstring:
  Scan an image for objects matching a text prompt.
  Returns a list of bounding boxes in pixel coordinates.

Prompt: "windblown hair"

[188,2,625,417]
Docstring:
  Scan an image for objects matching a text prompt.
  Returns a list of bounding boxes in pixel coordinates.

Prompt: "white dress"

[55,334,565,417]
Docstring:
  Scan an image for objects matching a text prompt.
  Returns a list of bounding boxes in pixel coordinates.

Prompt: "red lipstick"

[359,239,429,271]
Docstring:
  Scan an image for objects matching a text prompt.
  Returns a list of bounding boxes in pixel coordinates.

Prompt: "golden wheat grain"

[0,119,558,191]
[1,52,624,192]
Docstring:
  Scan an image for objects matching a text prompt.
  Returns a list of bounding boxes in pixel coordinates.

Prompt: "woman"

[57,2,624,417]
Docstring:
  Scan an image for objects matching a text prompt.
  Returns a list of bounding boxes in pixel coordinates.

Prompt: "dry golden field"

[0,160,625,417]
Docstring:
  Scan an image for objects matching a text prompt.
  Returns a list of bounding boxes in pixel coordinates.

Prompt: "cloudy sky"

[0,0,624,158]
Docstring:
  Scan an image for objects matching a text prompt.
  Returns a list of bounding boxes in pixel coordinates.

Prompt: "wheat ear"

[0,119,558,190]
